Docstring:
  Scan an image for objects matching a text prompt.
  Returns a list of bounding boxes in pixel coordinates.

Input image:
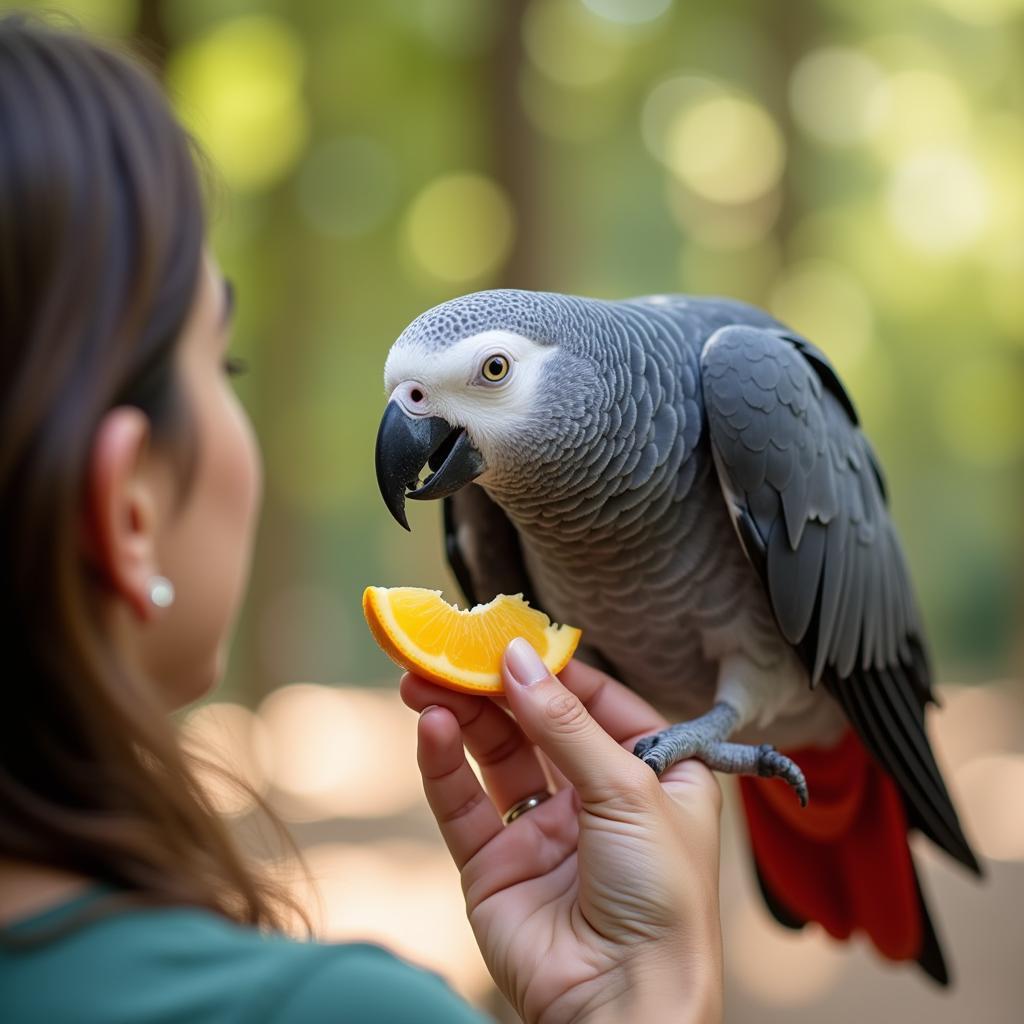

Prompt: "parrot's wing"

[442,485,539,609]
[701,325,979,874]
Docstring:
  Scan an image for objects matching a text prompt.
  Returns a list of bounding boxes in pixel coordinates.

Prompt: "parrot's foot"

[633,707,808,806]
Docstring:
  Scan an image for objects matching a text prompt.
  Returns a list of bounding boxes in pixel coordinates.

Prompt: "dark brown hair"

[0,14,292,930]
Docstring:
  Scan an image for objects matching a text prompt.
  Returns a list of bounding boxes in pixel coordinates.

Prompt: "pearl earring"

[148,575,175,609]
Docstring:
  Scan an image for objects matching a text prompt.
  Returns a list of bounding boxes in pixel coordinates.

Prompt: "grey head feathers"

[394,289,581,354]
[387,289,785,515]
[394,288,784,360]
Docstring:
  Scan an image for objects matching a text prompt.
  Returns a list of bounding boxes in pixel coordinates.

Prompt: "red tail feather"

[739,728,922,962]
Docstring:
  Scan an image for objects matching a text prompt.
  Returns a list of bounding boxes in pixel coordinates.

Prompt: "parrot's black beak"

[374,401,485,530]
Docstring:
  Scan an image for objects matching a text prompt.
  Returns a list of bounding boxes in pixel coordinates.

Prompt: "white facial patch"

[383,329,558,454]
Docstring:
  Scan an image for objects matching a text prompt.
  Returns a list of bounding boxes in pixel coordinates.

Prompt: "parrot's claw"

[632,733,664,763]
[753,744,809,806]
[636,744,671,776]
[634,719,808,806]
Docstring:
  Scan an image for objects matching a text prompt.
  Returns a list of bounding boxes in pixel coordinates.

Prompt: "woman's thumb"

[502,637,650,805]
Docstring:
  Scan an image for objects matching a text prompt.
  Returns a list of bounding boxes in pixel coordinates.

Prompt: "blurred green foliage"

[7,0,1023,693]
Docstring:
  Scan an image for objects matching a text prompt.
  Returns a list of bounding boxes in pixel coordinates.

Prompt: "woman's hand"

[400,639,723,1024]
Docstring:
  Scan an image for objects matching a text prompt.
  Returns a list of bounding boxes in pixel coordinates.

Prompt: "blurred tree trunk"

[126,1,308,703]
[751,0,823,246]
[485,0,546,289]
[236,209,313,702]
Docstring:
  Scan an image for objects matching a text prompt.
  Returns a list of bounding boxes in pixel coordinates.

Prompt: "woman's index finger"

[557,660,668,744]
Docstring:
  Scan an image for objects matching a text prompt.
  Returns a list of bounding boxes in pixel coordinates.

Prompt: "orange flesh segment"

[362,586,582,694]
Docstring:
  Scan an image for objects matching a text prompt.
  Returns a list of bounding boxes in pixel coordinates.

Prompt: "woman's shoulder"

[1,895,490,1023]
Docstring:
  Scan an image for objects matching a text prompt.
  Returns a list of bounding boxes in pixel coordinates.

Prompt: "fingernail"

[505,637,548,688]
[419,704,441,719]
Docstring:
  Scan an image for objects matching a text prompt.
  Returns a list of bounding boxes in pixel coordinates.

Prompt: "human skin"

[89,252,263,709]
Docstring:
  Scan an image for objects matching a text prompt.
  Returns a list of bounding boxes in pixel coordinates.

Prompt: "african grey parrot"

[373,290,980,983]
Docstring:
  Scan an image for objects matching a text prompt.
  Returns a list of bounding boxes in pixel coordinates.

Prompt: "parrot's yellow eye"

[481,354,510,382]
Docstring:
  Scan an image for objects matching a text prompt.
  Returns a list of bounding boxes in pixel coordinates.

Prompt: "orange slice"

[362,586,582,694]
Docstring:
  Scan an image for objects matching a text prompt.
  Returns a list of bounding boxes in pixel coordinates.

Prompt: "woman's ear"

[83,407,163,621]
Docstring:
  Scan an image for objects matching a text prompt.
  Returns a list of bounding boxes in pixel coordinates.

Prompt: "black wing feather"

[443,496,482,608]
[442,486,541,610]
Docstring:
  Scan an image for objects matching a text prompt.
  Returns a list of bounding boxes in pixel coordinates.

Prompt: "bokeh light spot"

[285,841,489,999]
[932,683,1024,771]
[641,75,723,164]
[789,47,887,146]
[976,115,1024,253]
[886,147,989,255]
[168,15,308,192]
[583,0,673,24]
[869,70,970,159]
[955,754,1024,861]
[403,173,515,286]
[729,900,845,1005]
[788,204,961,319]
[930,0,1024,25]
[667,96,785,204]
[523,0,629,89]
[258,684,421,820]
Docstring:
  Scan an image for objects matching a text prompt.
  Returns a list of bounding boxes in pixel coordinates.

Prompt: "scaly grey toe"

[634,727,809,806]
[633,718,720,776]
[632,703,740,776]
[700,741,809,806]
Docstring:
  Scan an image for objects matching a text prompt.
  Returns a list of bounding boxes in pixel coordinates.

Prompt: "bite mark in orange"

[362,586,582,694]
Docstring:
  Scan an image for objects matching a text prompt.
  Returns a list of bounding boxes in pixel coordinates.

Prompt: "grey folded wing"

[443,486,538,609]
[700,324,979,874]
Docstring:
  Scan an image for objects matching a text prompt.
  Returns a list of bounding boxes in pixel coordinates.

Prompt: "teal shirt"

[0,890,491,1023]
